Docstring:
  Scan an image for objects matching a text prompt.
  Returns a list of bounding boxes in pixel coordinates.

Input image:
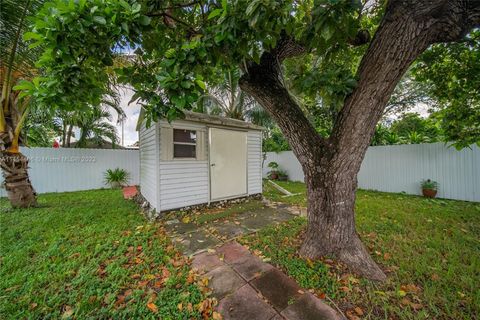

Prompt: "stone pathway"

[165,205,294,255]
[164,202,343,320]
[193,242,343,320]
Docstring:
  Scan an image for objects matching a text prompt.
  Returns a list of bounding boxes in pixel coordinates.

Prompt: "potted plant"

[421,179,438,198]
[104,168,130,189]
[267,161,279,180]
[277,169,289,181]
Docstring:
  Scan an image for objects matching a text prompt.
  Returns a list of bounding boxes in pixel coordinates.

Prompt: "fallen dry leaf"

[147,302,158,313]
[410,302,424,310]
[212,311,223,319]
[5,285,20,292]
[306,258,314,268]
[138,280,149,287]
[401,284,421,294]
[61,305,74,319]
[346,310,360,320]
[354,306,364,316]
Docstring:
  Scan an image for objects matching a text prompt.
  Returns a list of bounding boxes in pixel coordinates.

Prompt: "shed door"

[209,128,247,200]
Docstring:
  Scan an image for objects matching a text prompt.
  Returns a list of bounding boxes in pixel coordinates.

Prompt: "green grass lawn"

[241,180,480,319]
[0,190,214,319]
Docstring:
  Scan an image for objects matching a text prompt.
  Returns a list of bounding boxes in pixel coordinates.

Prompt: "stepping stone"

[173,229,221,255]
[210,220,251,239]
[165,221,197,235]
[251,269,302,311]
[241,214,280,231]
[240,208,294,232]
[217,284,277,320]
[206,265,247,300]
[192,252,224,273]
[216,241,251,264]
[271,209,295,222]
[281,293,343,320]
[230,253,273,282]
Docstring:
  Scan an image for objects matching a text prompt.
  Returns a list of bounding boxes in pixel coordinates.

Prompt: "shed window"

[173,129,197,158]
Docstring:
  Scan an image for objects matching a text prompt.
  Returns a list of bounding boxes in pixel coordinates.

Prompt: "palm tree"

[58,88,125,147]
[0,0,44,207]
[74,106,119,148]
[21,105,61,147]
[1,0,125,207]
[195,69,271,126]
[402,130,430,144]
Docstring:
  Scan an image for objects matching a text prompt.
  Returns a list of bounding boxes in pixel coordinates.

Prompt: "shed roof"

[136,110,265,131]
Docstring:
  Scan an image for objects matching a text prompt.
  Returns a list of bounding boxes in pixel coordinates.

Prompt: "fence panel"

[0,147,139,197]
[264,143,480,202]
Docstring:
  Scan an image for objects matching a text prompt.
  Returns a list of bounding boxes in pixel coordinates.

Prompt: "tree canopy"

[23,0,373,123]
[20,1,479,149]
[412,30,480,149]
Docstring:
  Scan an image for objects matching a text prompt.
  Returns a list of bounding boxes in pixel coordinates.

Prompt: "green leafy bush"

[104,168,130,188]
[421,179,439,190]
[267,161,279,170]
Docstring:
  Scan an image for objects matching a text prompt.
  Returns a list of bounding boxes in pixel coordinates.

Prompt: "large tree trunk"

[0,130,37,208]
[240,64,386,280]
[240,1,480,280]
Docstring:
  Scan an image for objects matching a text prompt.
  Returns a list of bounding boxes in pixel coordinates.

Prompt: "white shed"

[136,111,264,212]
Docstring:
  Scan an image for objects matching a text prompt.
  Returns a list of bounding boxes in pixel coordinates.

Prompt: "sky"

[110,87,141,147]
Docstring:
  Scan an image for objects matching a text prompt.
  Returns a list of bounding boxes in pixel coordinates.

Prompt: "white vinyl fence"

[264,143,480,202]
[0,147,139,197]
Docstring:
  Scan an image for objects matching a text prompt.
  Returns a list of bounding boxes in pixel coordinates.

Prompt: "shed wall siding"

[247,130,263,195]
[139,123,159,211]
[158,120,210,211]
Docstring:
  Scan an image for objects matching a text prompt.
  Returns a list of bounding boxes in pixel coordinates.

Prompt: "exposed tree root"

[300,234,386,282]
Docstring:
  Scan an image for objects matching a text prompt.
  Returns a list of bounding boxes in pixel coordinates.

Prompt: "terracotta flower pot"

[422,188,437,198]
[270,172,278,180]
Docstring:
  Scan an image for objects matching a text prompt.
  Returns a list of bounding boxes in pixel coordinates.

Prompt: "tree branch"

[147,11,199,34]
[153,1,200,11]
[329,0,480,170]
[272,35,307,62]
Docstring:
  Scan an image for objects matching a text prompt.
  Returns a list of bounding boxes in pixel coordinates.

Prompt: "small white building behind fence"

[264,143,480,202]
[0,147,139,197]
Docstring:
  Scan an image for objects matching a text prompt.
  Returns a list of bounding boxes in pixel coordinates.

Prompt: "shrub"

[104,168,130,189]
[421,179,438,190]
[267,161,279,170]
